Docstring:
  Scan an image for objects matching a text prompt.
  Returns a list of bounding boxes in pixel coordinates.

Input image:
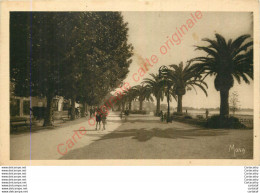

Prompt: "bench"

[10,118,30,131]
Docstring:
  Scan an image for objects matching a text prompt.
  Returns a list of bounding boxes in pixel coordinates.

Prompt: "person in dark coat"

[206,109,209,119]
[75,107,79,118]
[101,108,108,130]
[95,108,102,130]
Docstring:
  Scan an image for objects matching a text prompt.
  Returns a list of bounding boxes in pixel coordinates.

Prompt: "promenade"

[10,112,253,160]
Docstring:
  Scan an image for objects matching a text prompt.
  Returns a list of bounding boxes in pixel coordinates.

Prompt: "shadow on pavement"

[59,126,230,159]
[96,127,228,142]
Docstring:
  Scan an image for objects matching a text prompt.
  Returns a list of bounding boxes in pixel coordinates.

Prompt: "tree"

[158,66,176,121]
[132,85,153,111]
[10,13,31,98]
[143,73,164,116]
[11,13,69,126]
[124,88,137,110]
[119,93,128,111]
[191,33,253,117]
[229,91,240,115]
[10,12,133,125]
[60,12,133,120]
[166,62,208,113]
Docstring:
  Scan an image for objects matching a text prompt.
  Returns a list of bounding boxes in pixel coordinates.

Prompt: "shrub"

[206,115,246,129]
[184,115,192,119]
[196,115,204,119]
[172,112,183,116]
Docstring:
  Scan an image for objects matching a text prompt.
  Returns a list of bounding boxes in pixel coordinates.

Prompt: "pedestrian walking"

[75,107,79,118]
[95,108,102,130]
[206,109,209,119]
[101,108,108,130]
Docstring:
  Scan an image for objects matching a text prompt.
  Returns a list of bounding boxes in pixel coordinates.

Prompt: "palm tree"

[190,33,253,117]
[118,93,128,111]
[159,66,176,122]
[124,88,137,110]
[166,61,208,113]
[143,73,164,116]
[132,84,153,111]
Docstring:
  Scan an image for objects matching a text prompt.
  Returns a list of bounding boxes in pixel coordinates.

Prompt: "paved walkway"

[10,112,122,160]
[10,112,253,160]
[60,115,253,159]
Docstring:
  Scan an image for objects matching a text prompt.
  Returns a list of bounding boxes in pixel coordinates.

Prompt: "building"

[10,95,71,117]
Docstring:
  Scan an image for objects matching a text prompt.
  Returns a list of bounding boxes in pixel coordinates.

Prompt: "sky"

[120,11,253,109]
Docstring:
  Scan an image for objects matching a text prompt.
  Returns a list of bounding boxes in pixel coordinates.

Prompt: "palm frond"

[191,83,208,97]
[195,46,218,58]
[215,33,227,48]
[231,41,253,58]
[190,33,253,89]
[231,34,251,51]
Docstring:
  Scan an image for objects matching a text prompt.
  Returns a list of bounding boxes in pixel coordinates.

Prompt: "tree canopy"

[10,12,133,124]
[190,33,253,117]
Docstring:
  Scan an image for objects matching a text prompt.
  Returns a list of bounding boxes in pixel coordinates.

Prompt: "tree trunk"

[167,92,170,122]
[177,95,183,113]
[122,102,125,111]
[43,94,53,126]
[129,101,132,110]
[71,95,76,120]
[139,100,143,111]
[156,97,160,116]
[220,89,229,117]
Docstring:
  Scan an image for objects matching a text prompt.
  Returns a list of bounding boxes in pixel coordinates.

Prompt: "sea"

[185,109,253,116]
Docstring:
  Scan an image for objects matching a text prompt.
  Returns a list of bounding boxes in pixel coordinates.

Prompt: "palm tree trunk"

[43,94,53,126]
[71,95,76,120]
[156,97,160,116]
[167,91,170,122]
[139,100,143,111]
[177,95,183,113]
[220,89,229,117]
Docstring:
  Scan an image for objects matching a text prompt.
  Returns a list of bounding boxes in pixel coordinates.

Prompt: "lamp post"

[159,66,171,123]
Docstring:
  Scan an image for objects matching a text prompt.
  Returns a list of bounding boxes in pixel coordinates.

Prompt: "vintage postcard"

[0,0,259,165]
